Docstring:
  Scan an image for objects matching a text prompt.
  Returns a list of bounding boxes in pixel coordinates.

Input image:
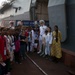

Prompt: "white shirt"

[4,35,11,52]
[31,30,35,38]
[40,25,47,36]
[47,32,53,44]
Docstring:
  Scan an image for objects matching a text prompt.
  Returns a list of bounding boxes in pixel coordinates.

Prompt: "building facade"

[0,0,31,27]
[0,0,49,27]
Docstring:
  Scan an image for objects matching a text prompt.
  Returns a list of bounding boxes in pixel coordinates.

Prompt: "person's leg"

[22,45,26,59]
[30,42,34,52]
[28,42,31,52]
[20,45,23,59]
[40,44,45,56]
[47,42,50,56]
[45,47,47,56]
[4,59,10,75]
[37,37,42,54]
[16,51,21,63]
[2,65,6,75]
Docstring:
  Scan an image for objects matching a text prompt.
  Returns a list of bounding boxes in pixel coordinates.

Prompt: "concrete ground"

[11,53,71,75]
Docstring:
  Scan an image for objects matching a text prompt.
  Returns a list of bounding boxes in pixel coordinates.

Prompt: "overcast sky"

[0,0,8,7]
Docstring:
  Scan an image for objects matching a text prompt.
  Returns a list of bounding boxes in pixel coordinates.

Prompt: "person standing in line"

[20,30,27,60]
[34,24,39,52]
[37,20,47,54]
[44,27,53,58]
[51,25,62,62]
[41,30,48,57]
[30,27,35,52]
[5,28,11,75]
[14,29,21,64]
[24,27,29,52]
[0,27,10,75]
[8,29,14,63]
[27,27,31,53]
[0,54,6,75]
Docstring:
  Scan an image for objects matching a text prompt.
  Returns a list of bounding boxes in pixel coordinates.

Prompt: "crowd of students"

[0,20,62,75]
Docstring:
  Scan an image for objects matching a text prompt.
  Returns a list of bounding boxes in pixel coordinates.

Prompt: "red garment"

[15,40,20,52]
[0,36,6,61]
[25,31,29,37]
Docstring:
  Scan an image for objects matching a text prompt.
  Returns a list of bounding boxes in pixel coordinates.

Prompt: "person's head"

[39,20,45,26]
[15,29,19,36]
[54,25,58,31]
[1,27,6,36]
[17,21,23,26]
[22,30,25,35]
[47,26,52,32]
[9,21,14,27]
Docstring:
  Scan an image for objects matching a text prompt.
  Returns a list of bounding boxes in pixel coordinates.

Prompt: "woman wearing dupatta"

[51,25,62,62]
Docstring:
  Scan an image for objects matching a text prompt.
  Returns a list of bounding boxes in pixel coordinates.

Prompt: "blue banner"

[16,20,49,27]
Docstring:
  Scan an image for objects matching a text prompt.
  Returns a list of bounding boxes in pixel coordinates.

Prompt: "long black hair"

[54,25,58,42]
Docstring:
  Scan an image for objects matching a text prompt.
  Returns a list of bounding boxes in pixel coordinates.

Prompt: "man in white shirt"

[37,20,47,54]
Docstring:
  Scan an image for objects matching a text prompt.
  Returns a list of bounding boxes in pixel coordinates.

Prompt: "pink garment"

[15,40,20,52]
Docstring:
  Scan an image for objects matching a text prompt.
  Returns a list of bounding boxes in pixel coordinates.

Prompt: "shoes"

[37,50,41,54]
[40,53,44,56]
[15,62,22,64]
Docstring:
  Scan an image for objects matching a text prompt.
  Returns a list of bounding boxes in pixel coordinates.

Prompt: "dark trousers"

[28,42,31,52]
[14,51,20,63]
[5,59,11,73]
[0,64,6,75]
[20,44,26,59]
[0,59,11,75]
[34,40,39,52]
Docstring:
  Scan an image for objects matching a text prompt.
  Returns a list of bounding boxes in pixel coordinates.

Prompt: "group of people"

[0,21,28,75]
[37,20,62,61]
[0,20,62,75]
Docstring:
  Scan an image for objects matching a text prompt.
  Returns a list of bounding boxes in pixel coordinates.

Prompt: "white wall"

[0,0,31,19]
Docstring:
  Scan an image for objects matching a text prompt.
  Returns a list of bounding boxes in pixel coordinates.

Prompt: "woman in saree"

[51,25,62,62]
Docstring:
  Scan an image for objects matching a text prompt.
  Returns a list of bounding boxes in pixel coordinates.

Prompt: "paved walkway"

[11,53,70,75]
